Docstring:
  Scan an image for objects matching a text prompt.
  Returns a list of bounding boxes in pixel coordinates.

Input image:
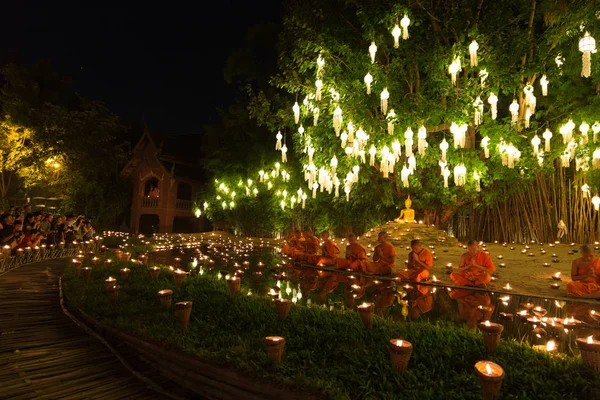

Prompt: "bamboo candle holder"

[173,269,186,291]
[474,361,504,400]
[72,259,82,276]
[265,336,285,363]
[388,339,413,375]
[157,289,173,310]
[274,298,292,319]
[149,266,160,281]
[113,250,123,259]
[91,257,102,266]
[82,267,92,283]
[104,259,113,271]
[175,301,193,331]
[577,336,600,372]
[227,276,241,295]
[357,302,375,329]
[120,268,130,281]
[478,321,504,353]
[104,277,117,288]
[121,252,131,262]
[105,285,119,301]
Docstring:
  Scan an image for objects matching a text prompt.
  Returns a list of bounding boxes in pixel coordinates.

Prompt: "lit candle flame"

[395,339,403,347]
[485,363,492,375]
[588,335,594,344]
[546,340,556,352]
[360,302,368,308]
[554,272,561,278]
[484,320,491,327]
[504,283,512,290]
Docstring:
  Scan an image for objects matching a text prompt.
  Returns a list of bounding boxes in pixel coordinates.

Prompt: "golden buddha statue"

[396,195,416,223]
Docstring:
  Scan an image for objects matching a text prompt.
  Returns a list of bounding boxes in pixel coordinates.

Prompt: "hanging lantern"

[593,195,600,211]
[301,193,307,209]
[555,53,564,69]
[560,120,574,144]
[469,40,479,67]
[387,109,396,135]
[298,125,305,135]
[400,14,410,40]
[443,167,450,188]
[380,146,390,178]
[454,164,466,186]
[311,182,319,199]
[315,79,323,101]
[333,176,340,197]
[576,157,589,172]
[448,57,461,85]
[543,128,553,152]
[259,170,265,183]
[392,24,401,48]
[364,73,373,95]
[293,102,300,124]
[540,75,549,96]
[438,160,447,175]
[560,151,571,168]
[488,93,498,119]
[308,146,315,164]
[531,135,541,156]
[352,165,360,183]
[505,143,518,168]
[281,145,287,163]
[579,32,596,78]
[509,100,519,126]
[369,145,376,166]
[481,136,490,158]
[479,69,488,89]
[537,153,544,166]
[401,165,410,188]
[404,128,414,157]
[417,126,427,156]
[593,122,600,143]
[347,122,355,143]
[440,138,449,162]
[340,131,348,148]
[330,156,338,176]
[392,140,401,161]
[275,131,282,150]
[333,106,343,136]
[316,55,325,76]
[450,122,467,149]
[369,41,377,63]
[473,97,484,126]
[594,149,600,169]
[380,88,389,115]
[313,107,319,126]
[580,122,590,145]
[473,171,481,192]
[525,108,532,128]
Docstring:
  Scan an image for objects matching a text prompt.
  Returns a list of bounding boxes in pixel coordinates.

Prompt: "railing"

[141,197,159,208]
[0,241,102,276]
[176,199,193,211]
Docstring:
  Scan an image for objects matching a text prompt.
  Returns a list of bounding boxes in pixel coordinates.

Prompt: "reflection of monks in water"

[374,284,397,316]
[297,267,319,298]
[450,289,495,330]
[318,270,345,302]
[404,284,434,320]
[565,302,600,325]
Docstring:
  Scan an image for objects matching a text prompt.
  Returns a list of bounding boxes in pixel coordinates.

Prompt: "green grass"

[63,260,600,400]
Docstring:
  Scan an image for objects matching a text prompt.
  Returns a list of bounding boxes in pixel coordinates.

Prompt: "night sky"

[1,2,282,135]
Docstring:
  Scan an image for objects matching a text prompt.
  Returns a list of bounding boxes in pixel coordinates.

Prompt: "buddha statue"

[397,195,416,223]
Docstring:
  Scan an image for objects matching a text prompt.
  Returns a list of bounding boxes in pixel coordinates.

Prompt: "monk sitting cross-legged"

[282,230,301,256]
[336,233,368,271]
[396,239,433,282]
[566,244,600,299]
[450,240,495,287]
[314,231,340,266]
[300,228,320,264]
[360,231,396,275]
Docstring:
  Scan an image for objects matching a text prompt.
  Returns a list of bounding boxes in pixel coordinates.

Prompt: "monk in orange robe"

[566,245,600,299]
[450,240,495,287]
[297,228,320,263]
[314,231,340,266]
[360,231,396,275]
[396,239,433,282]
[282,230,301,256]
[336,234,368,270]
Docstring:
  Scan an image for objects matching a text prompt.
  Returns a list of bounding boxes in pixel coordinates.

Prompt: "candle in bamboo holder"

[227,276,241,295]
[82,267,92,283]
[478,320,504,353]
[105,285,119,301]
[274,298,292,319]
[113,250,123,259]
[388,339,413,375]
[104,276,117,288]
[357,302,375,329]
[138,254,148,265]
[2,245,11,257]
[265,336,285,363]
[173,269,186,290]
[175,301,193,330]
[474,361,505,400]
[149,266,160,281]
[103,259,112,271]
[157,289,173,310]
[121,252,131,262]
[91,257,102,266]
[120,268,130,281]
[72,259,82,276]
[577,335,600,372]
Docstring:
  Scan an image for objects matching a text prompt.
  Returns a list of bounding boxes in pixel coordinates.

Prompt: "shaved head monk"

[336,233,368,271]
[566,245,600,299]
[450,240,495,287]
[397,239,433,282]
[300,228,321,263]
[360,231,396,275]
[314,231,340,266]
[282,230,302,256]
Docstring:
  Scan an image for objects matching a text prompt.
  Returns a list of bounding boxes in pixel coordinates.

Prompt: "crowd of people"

[0,204,95,253]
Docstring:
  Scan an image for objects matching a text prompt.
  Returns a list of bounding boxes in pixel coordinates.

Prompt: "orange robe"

[450,251,495,286]
[336,242,368,271]
[298,236,320,263]
[566,258,600,296]
[315,240,340,266]
[282,237,300,256]
[397,248,433,282]
[361,242,396,275]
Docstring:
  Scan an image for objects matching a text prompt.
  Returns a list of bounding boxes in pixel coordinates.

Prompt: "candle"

[534,339,557,353]
[497,255,503,260]
[173,269,186,291]
[82,266,92,283]
[274,298,292,319]
[149,266,160,281]
[227,276,241,295]
[478,320,504,353]
[175,301,193,330]
[498,263,506,268]
[265,336,286,363]
[157,289,173,309]
[552,272,561,280]
[474,361,505,399]
[388,339,413,375]
[357,302,374,329]
[503,283,512,291]
[105,284,119,301]
[104,276,116,288]
[577,335,600,372]
[550,283,560,289]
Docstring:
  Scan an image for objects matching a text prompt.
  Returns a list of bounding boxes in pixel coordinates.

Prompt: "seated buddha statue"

[397,196,416,223]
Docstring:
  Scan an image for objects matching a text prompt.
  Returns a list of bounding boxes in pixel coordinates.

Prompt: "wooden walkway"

[0,259,167,400]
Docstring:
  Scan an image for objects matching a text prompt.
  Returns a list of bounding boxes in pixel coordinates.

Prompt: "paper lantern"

[364,73,373,94]
[417,126,427,156]
[333,106,343,136]
[454,164,466,186]
[580,122,590,144]
[525,108,532,128]
[440,139,449,162]
[560,151,570,168]
[380,88,389,115]
[316,55,325,75]
[560,120,574,144]
[540,75,549,96]
[313,107,319,126]
[481,136,490,158]
[400,14,410,40]
[330,156,338,176]
[505,143,518,168]
[352,165,360,183]
[469,40,479,67]
[401,165,410,188]
[531,135,541,156]
[387,110,396,135]
[275,131,282,150]
[315,79,323,101]
[369,145,376,166]
[543,128,553,152]
[473,97,483,126]
[369,41,377,63]
[347,122,355,142]
[509,100,519,126]
[407,155,416,172]
[593,149,600,169]
[340,131,348,148]
[392,140,401,161]
[404,128,414,157]
[293,102,300,124]
[473,171,481,192]
[392,24,401,48]
[312,182,319,198]
[555,54,564,68]
[488,93,498,119]
[593,122,600,143]
[593,195,600,211]
[443,167,450,188]
[438,160,447,175]
[298,125,305,135]
[480,69,488,88]
[448,57,461,85]
[450,123,467,148]
[579,32,596,78]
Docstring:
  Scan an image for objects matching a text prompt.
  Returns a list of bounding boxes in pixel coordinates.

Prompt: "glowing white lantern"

[387,109,395,135]
[369,145,376,166]
[509,100,519,126]
[293,102,300,124]
[443,167,450,188]
[540,75,549,96]
[481,136,490,158]
[364,73,373,95]
[448,57,461,85]
[454,164,466,186]
[407,155,416,172]
[593,148,600,169]
[315,79,323,101]
[593,195,600,211]
[392,140,401,161]
[369,41,377,64]
[259,170,265,183]
[505,143,518,168]
[488,93,498,119]
[531,135,541,156]
[440,138,449,162]
[438,160,447,175]
[312,182,319,198]
[417,126,427,156]
[450,123,467,149]
[302,193,307,209]
[298,125,305,135]
[580,122,590,144]
[392,24,401,48]
[560,151,570,168]
[400,14,410,40]
[473,171,481,192]
[316,55,325,75]
[404,128,414,157]
[473,97,483,126]
[593,122,600,143]
[347,122,355,142]
[340,131,348,148]
[330,156,338,176]
[479,69,488,88]
[543,128,553,152]
[579,32,596,78]
[313,107,319,126]
[380,88,389,115]
[555,54,564,69]
[469,40,479,67]
[401,165,410,188]
[525,108,532,128]
[275,131,282,150]
[333,106,343,136]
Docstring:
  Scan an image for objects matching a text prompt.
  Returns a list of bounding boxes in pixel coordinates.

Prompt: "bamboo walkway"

[0,259,167,400]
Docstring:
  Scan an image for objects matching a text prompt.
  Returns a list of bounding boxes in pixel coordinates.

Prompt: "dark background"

[0,1,282,135]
